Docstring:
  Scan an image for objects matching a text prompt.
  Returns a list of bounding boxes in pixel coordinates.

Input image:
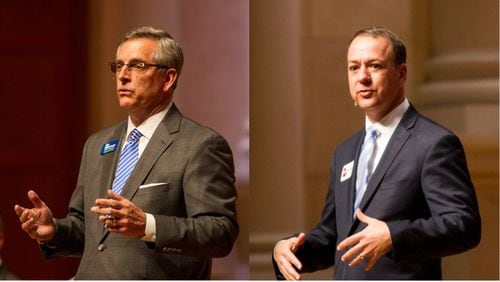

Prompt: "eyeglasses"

[109,60,167,73]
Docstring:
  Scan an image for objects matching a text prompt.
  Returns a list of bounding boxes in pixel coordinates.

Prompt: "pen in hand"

[103,214,115,229]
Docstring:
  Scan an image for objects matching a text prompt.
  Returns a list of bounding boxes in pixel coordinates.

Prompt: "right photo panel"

[250,0,499,279]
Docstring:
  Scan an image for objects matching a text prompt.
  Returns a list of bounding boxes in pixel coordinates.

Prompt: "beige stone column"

[249,0,307,279]
[414,0,499,279]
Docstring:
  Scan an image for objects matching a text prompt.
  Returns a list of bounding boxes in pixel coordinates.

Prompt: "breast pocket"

[133,183,170,214]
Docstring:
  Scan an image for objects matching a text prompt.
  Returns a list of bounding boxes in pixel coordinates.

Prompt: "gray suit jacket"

[41,104,238,279]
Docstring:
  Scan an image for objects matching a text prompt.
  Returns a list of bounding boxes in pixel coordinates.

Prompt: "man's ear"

[163,69,178,93]
[398,63,407,85]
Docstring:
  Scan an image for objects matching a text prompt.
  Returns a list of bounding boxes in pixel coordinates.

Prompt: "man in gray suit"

[14,26,238,279]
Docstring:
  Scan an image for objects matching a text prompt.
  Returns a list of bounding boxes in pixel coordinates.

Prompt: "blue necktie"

[354,127,379,216]
[112,128,142,195]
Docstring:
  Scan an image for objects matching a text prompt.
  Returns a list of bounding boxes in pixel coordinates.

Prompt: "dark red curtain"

[0,1,87,279]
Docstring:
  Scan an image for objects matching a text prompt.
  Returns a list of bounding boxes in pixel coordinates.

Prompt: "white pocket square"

[139,183,168,189]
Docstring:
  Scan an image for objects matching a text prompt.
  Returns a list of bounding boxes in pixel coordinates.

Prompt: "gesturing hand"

[14,190,56,241]
[274,233,306,280]
[91,189,147,238]
[337,209,392,271]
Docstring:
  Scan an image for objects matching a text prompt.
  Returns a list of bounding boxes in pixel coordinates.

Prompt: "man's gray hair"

[119,26,184,88]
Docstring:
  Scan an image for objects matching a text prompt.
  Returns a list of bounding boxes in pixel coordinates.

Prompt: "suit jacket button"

[97,244,105,251]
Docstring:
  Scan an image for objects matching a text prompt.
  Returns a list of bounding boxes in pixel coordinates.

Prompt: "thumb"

[355,209,371,223]
[28,190,46,209]
[296,232,306,246]
[291,232,306,252]
[107,189,124,200]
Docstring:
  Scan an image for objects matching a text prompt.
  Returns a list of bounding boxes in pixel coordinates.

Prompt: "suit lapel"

[357,105,418,214]
[347,132,365,225]
[120,104,181,201]
[96,124,126,238]
[98,105,182,243]
[98,124,127,198]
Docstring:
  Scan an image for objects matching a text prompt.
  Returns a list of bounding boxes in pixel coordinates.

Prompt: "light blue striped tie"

[112,128,142,195]
[354,127,379,216]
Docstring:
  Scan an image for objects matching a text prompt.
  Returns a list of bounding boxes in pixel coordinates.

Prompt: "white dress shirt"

[363,99,410,172]
[120,103,172,242]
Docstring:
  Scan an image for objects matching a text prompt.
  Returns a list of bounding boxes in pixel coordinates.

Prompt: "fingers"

[278,259,301,280]
[93,199,123,210]
[343,251,378,270]
[93,200,124,226]
[275,235,306,280]
[364,256,377,271]
[15,205,34,224]
[104,216,120,229]
[14,204,38,238]
[15,206,40,237]
[92,206,121,219]
[337,232,360,251]
[340,238,364,264]
[337,211,392,271]
[14,190,45,218]
[347,252,367,267]
[14,205,25,217]
[337,209,373,251]
[94,190,126,210]
[20,217,41,239]
[94,197,122,208]
[21,217,36,231]
[276,251,302,280]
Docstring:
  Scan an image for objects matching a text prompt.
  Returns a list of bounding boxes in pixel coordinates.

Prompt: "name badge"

[100,140,119,155]
[340,160,354,182]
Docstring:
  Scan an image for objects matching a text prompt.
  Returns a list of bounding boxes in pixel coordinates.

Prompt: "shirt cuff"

[141,213,157,242]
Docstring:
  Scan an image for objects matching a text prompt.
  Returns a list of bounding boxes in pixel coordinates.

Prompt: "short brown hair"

[351,27,406,66]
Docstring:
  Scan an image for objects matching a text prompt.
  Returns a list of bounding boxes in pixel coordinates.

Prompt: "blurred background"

[250,0,499,279]
[0,0,498,280]
[0,0,248,279]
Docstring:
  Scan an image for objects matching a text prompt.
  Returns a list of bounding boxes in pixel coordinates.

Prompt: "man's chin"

[118,100,136,110]
[356,100,377,110]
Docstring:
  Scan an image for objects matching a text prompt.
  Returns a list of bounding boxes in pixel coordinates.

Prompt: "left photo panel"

[0,0,248,279]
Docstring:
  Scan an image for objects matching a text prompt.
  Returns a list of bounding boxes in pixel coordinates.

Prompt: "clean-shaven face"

[115,38,172,123]
[347,35,407,122]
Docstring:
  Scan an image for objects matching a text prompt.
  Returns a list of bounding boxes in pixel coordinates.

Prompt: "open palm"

[14,190,56,241]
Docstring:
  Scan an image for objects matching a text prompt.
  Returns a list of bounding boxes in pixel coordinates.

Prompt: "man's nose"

[358,66,371,84]
[117,67,131,83]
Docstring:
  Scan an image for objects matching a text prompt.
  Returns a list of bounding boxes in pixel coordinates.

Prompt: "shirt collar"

[126,103,172,141]
[364,98,410,135]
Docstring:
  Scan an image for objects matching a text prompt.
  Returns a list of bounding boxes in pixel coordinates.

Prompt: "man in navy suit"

[273,27,481,280]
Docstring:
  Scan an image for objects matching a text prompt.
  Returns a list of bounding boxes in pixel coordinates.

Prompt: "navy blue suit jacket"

[274,105,481,279]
